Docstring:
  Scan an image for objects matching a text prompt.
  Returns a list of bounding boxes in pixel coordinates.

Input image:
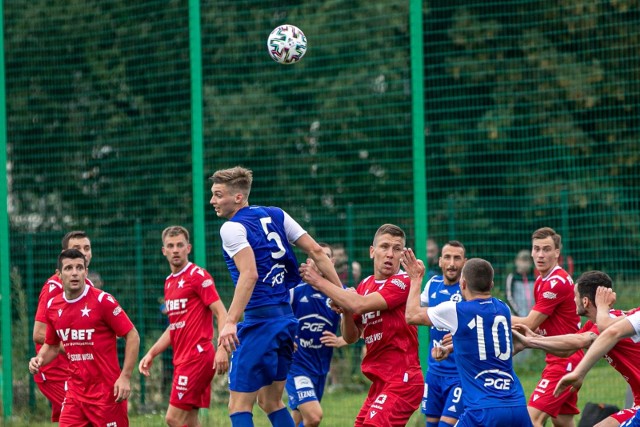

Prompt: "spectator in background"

[426,238,441,279]
[506,249,535,317]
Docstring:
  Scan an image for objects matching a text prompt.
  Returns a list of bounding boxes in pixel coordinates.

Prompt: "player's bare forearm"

[527,332,595,357]
[341,316,361,344]
[146,328,171,359]
[511,310,547,331]
[573,321,633,379]
[401,248,431,326]
[121,328,141,379]
[296,234,343,288]
[31,343,60,372]
[227,276,255,323]
[210,300,229,341]
[595,287,619,331]
[33,320,46,345]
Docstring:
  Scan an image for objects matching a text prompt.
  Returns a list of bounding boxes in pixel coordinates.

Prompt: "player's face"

[439,245,466,285]
[59,257,87,297]
[574,286,588,316]
[66,237,92,267]
[531,236,559,277]
[370,233,404,280]
[210,183,243,219]
[162,234,192,272]
[426,240,438,265]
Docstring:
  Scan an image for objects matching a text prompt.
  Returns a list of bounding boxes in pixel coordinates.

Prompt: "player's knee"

[303,410,323,427]
[165,412,185,427]
[257,397,284,414]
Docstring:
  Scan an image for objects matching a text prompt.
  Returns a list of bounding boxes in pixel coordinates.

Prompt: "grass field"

[2,358,629,426]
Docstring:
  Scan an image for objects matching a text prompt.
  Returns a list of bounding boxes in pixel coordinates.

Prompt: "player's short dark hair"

[461,258,494,293]
[61,230,89,250]
[57,248,87,271]
[532,227,562,250]
[576,271,613,304]
[210,166,253,197]
[162,225,190,243]
[373,224,406,246]
[442,240,466,256]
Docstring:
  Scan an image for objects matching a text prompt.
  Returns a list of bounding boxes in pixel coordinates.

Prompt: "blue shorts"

[228,304,298,393]
[456,406,533,427]
[422,371,464,419]
[285,371,327,410]
[622,412,640,427]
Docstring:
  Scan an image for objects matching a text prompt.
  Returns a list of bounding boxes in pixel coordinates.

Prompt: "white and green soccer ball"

[267,25,307,64]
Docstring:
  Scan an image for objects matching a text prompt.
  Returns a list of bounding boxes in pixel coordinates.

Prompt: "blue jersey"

[222,206,302,310]
[422,275,462,375]
[429,297,527,410]
[289,283,341,376]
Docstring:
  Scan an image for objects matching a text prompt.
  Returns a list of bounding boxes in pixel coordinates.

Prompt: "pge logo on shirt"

[477,369,514,390]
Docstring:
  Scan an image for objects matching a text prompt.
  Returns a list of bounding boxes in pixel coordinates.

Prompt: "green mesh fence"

[3,0,640,424]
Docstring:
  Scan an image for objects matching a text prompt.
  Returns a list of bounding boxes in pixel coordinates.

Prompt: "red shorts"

[355,380,423,427]
[611,407,639,423]
[59,398,128,427]
[170,348,215,411]
[36,380,66,422]
[528,362,580,418]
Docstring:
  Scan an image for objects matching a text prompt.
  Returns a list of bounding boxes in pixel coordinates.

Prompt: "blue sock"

[230,411,254,427]
[267,407,295,427]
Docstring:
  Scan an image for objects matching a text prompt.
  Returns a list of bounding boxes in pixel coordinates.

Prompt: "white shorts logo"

[178,375,188,386]
[294,375,313,389]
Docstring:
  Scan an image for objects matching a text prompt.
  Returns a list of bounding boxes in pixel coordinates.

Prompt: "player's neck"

[64,285,86,301]
[228,202,249,219]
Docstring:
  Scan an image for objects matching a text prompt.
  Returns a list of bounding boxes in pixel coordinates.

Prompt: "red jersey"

[34,274,93,383]
[532,266,582,365]
[164,262,220,366]
[580,307,640,406]
[44,285,134,403]
[353,273,422,384]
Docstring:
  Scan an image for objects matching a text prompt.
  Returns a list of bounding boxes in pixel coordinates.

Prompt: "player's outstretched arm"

[295,234,342,288]
[219,246,257,353]
[115,327,140,402]
[554,317,636,397]
[526,331,596,358]
[402,248,431,326]
[139,327,171,377]
[300,261,387,314]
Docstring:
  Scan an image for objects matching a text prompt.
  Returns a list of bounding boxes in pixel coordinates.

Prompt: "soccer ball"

[267,25,307,65]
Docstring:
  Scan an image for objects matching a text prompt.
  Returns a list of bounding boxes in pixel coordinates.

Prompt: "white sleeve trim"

[420,276,434,307]
[282,210,307,243]
[220,222,250,258]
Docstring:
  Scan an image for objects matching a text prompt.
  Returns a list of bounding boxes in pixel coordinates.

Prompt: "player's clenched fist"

[29,356,43,374]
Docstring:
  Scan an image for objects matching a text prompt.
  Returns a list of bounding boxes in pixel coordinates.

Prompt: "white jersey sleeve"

[626,311,640,343]
[220,221,250,258]
[282,210,307,243]
[427,301,459,334]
